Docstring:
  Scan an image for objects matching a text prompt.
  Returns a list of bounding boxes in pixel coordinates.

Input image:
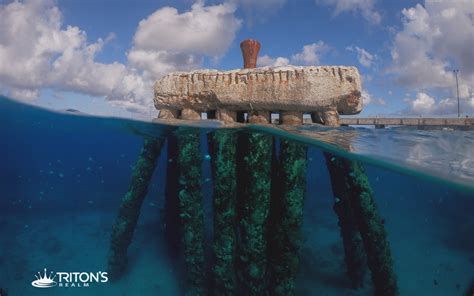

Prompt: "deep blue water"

[0,97,473,296]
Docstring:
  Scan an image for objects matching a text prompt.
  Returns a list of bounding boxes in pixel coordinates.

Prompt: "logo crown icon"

[31,268,57,288]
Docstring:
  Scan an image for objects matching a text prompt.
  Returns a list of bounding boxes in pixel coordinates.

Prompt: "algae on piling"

[268,139,308,296]
[176,130,206,295]
[107,137,165,279]
[324,153,367,288]
[208,129,239,295]
[326,155,398,295]
[236,131,273,295]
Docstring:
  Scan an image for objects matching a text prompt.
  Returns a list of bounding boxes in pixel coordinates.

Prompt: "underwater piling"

[268,137,308,296]
[324,153,366,288]
[326,154,398,295]
[208,129,239,295]
[236,129,273,295]
[107,137,165,279]
[176,129,206,295]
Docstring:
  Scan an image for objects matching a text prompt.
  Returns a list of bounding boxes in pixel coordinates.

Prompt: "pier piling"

[208,129,239,295]
[176,130,206,295]
[107,137,165,279]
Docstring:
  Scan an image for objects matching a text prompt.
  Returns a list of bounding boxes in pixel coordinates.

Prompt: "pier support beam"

[347,160,398,295]
[280,111,303,125]
[217,109,237,124]
[176,130,206,295]
[107,137,165,279]
[324,153,366,288]
[181,109,201,120]
[269,139,308,296]
[325,155,398,295]
[208,129,238,295]
[237,128,273,295]
[158,109,179,119]
[311,110,340,127]
[248,111,271,124]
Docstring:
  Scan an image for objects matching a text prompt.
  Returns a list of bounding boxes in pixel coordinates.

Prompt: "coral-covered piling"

[208,129,238,295]
[324,153,366,288]
[176,130,206,295]
[328,155,398,295]
[108,138,165,279]
[237,131,273,295]
[269,139,308,296]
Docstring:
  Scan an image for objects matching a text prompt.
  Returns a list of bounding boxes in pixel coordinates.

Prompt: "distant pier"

[339,117,473,128]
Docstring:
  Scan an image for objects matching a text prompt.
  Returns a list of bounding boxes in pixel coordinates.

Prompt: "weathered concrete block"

[154,66,362,115]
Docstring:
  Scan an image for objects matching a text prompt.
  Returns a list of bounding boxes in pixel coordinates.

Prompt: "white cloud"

[346,46,375,68]
[257,41,328,67]
[0,0,242,114]
[406,91,474,115]
[128,1,241,79]
[410,92,435,113]
[390,0,474,114]
[316,0,381,24]
[291,41,328,65]
[132,2,241,57]
[0,0,148,108]
[361,90,372,105]
[257,55,289,67]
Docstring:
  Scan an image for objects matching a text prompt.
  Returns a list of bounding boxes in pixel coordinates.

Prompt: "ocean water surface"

[0,96,473,296]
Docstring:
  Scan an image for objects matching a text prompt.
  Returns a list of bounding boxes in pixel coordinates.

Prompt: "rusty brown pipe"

[240,39,261,69]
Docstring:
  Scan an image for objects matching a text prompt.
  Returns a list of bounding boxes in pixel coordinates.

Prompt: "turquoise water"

[0,96,473,296]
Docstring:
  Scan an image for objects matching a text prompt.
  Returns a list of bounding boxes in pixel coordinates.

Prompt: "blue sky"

[0,0,472,119]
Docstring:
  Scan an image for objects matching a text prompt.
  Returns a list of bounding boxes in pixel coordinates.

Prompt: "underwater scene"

[0,96,473,296]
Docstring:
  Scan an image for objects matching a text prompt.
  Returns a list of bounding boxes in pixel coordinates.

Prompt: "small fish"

[58,173,64,178]
[204,154,211,160]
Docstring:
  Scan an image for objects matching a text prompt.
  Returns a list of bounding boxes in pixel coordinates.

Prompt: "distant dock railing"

[339,117,473,128]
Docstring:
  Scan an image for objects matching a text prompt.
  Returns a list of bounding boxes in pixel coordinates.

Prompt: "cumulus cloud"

[346,46,375,68]
[259,41,328,67]
[410,92,435,113]
[132,2,241,57]
[128,1,241,80]
[406,92,474,115]
[316,0,381,24]
[390,0,474,114]
[361,90,385,106]
[257,55,290,67]
[0,0,149,108]
[291,41,328,65]
[0,0,242,114]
